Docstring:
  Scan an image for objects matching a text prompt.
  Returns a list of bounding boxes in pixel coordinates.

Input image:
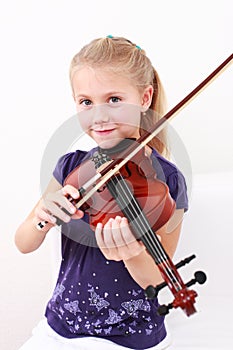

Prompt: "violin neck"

[106,175,186,293]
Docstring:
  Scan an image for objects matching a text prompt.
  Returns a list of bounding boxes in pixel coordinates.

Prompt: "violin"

[37,54,232,317]
[64,138,201,317]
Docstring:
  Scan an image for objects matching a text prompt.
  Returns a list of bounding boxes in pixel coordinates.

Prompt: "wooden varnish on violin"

[64,138,176,234]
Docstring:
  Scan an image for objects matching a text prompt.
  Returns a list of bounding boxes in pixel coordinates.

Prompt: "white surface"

[164,172,233,349]
[0,2,232,349]
[18,318,171,349]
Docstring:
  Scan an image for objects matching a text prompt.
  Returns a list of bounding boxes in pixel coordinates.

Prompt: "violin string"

[109,173,181,290]
[108,172,182,291]
[109,172,165,260]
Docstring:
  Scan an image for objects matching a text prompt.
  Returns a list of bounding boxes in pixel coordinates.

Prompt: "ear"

[141,85,153,111]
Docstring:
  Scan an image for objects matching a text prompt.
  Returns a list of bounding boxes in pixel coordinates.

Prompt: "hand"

[95,216,146,261]
[34,185,84,227]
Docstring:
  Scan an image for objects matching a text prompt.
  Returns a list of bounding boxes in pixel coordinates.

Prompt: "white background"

[0,1,232,349]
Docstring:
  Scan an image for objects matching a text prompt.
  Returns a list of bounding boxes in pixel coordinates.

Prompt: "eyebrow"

[74,91,127,99]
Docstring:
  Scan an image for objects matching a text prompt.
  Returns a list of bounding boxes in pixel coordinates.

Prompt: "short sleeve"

[166,171,189,212]
[53,150,88,185]
[150,149,189,212]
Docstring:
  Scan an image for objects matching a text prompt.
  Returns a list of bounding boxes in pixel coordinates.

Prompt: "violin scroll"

[145,255,207,317]
[158,271,207,316]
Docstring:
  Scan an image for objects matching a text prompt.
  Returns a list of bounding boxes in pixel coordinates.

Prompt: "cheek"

[119,105,141,128]
[77,111,91,133]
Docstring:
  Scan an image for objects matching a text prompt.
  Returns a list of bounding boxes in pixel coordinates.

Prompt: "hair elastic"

[106,35,142,50]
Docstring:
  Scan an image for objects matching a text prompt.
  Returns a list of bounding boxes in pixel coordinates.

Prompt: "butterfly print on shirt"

[88,287,110,311]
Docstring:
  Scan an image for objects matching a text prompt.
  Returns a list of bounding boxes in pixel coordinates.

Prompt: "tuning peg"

[156,271,207,316]
[186,270,207,287]
[144,255,197,299]
[144,282,164,299]
[157,302,173,316]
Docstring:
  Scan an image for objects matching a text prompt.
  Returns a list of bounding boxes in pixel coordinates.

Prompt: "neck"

[98,138,137,156]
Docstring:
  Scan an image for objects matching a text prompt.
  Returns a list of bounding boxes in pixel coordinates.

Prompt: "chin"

[96,137,124,150]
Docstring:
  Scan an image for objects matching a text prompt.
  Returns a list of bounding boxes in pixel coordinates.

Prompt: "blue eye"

[80,99,92,106]
[109,96,121,103]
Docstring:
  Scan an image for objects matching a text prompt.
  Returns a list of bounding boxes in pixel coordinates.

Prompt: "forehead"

[72,66,137,94]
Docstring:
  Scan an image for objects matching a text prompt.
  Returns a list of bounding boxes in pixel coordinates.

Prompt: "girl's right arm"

[14,177,83,254]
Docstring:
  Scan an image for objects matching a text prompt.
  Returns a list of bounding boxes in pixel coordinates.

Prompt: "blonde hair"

[70,36,168,156]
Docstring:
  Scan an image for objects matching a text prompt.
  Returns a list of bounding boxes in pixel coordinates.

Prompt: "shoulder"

[150,149,189,211]
[53,148,97,185]
[150,148,182,180]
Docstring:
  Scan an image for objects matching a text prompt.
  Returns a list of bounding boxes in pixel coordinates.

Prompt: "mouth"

[93,128,115,136]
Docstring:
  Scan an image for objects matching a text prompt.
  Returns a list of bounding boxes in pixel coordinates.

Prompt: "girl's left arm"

[95,209,184,289]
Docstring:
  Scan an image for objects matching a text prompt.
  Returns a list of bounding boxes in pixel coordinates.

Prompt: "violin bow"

[76,54,233,205]
[37,54,232,234]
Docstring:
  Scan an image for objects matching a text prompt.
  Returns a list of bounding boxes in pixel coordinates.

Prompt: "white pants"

[18,319,171,350]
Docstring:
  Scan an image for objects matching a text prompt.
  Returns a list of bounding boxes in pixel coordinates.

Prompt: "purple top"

[45,147,188,349]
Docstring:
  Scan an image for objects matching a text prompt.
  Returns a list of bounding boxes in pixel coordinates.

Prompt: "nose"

[92,105,110,124]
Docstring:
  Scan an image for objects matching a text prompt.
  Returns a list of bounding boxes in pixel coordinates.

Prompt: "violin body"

[64,147,176,233]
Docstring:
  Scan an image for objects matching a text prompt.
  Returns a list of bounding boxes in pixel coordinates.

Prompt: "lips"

[93,128,115,135]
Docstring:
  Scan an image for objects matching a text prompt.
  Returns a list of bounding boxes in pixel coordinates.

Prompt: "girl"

[15,36,188,350]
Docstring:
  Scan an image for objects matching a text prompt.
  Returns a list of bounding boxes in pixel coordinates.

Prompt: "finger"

[96,222,118,260]
[45,191,76,219]
[61,187,83,217]
[71,211,84,220]
[119,217,137,245]
[102,218,117,249]
[110,217,136,260]
[45,189,83,223]
[111,217,126,248]
[62,185,80,199]
[95,222,106,249]
[119,218,146,257]
[45,198,72,223]
[110,216,142,260]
